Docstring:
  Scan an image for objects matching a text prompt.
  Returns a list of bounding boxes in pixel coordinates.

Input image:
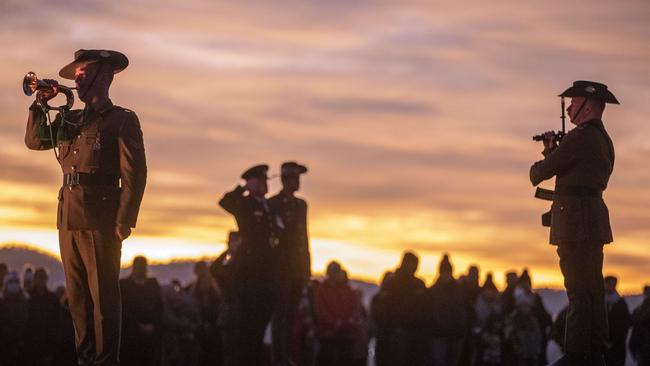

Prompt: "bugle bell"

[22,71,75,111]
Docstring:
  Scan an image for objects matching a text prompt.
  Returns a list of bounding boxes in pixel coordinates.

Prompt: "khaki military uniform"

[530,118,614,353]
[25,100,147,366]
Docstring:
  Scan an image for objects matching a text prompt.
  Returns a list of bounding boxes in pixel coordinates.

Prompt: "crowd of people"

[1,252,650,366]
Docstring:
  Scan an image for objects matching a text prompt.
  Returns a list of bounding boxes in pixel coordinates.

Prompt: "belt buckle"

[66,172,80,186]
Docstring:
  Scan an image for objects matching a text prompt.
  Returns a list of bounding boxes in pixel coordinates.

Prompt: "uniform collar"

[83,99,114,120]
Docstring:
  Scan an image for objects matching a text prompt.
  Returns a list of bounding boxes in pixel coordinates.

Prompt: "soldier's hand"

[37,79,59,102]
[115,224,132,241]
[542,131,559,153]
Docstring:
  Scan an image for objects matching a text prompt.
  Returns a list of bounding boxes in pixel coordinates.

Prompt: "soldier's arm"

[116,112,147,228]
[529,132,580,186]
[219,185,245,215]
[24,103,58,150]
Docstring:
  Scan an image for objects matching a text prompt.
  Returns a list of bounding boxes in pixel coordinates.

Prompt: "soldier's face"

[567,97,586,124]
[282,174,300,193]
[75,62,111,102]
[247,178,268,197]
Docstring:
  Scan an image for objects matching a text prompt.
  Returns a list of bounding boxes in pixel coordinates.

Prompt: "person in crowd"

[189,261,223,366]
[0,262,7,292]
[120,256,163,366]
[312,261,365,366]
[161,280,201,366]
[458,265,481,366]
[501,271,519,315]
[378,252,428,366]
[293,278,320,366]
[53,285,77,366]
[516,269,552,364]
[505,290,542,366]
[269,161,312,366]
[477,315,504,366]
[474,273,503,364]
[0,271,29,366]
[23,265,35,293]
[629,285,650,365]
[211,231,241,366]
[370,271,394,366]
[550,304,569,355]
[26,268,61,365]
[603,275,631,366]
[424,254,466,366]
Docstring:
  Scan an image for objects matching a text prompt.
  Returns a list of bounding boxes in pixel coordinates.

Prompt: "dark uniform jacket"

[25,100,147,230]
[219,186,282,287]
[269,190,311,282]
[530,119,614,245]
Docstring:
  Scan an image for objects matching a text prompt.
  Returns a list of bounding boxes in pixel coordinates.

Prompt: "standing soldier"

[269,161,311,366]
[219,164,282,366]
[24,49,147,366]
[530,80,618,366]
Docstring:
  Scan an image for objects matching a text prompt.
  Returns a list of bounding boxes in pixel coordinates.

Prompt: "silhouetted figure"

[630,286,650,365]
[161,280,201,366]
[120,256,163,366]
[293,279,320,366]
[501,271,519,316]
[474,273,503,364]
[312,261,365,366]
[189,261,223,366]
[477,316,504,366]
[23,265,34,293]
[370,271,393,366]
[603,276,631,366]
[25,49,147,366]
[504,291,542,366]
[531,81,619,365]
[219,164,282,366]
[423,254,466,366]
[26,268,60,366]
[516,269,552,364]
[379,252,427,366]
[501,270,519,366]
[0,271,29,366]
[550,305,569,354]
[269,161,311,366]
[53,285,77,366]
[0,263,7,293]
[458,265,480,366]
[211,231,241,366]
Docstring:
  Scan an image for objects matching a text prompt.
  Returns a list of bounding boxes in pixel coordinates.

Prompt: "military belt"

[63,172,119,187]
[555,185,602,198]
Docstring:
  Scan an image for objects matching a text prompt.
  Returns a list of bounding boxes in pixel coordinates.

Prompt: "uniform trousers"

[59,227,122,366]
[556,243,607,353]
[236,285,275,366]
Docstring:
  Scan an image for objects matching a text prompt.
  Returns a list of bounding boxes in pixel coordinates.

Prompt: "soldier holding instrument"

[530,81,618,366]
[24,49,147,366]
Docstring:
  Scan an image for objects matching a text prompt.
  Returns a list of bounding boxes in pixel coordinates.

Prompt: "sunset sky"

[1,0,649,292]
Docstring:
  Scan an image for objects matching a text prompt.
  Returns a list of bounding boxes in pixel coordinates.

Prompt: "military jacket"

[269,191,311,282]
[25,100,147,230]
[530,119,614,245]
[219,186,282,286]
